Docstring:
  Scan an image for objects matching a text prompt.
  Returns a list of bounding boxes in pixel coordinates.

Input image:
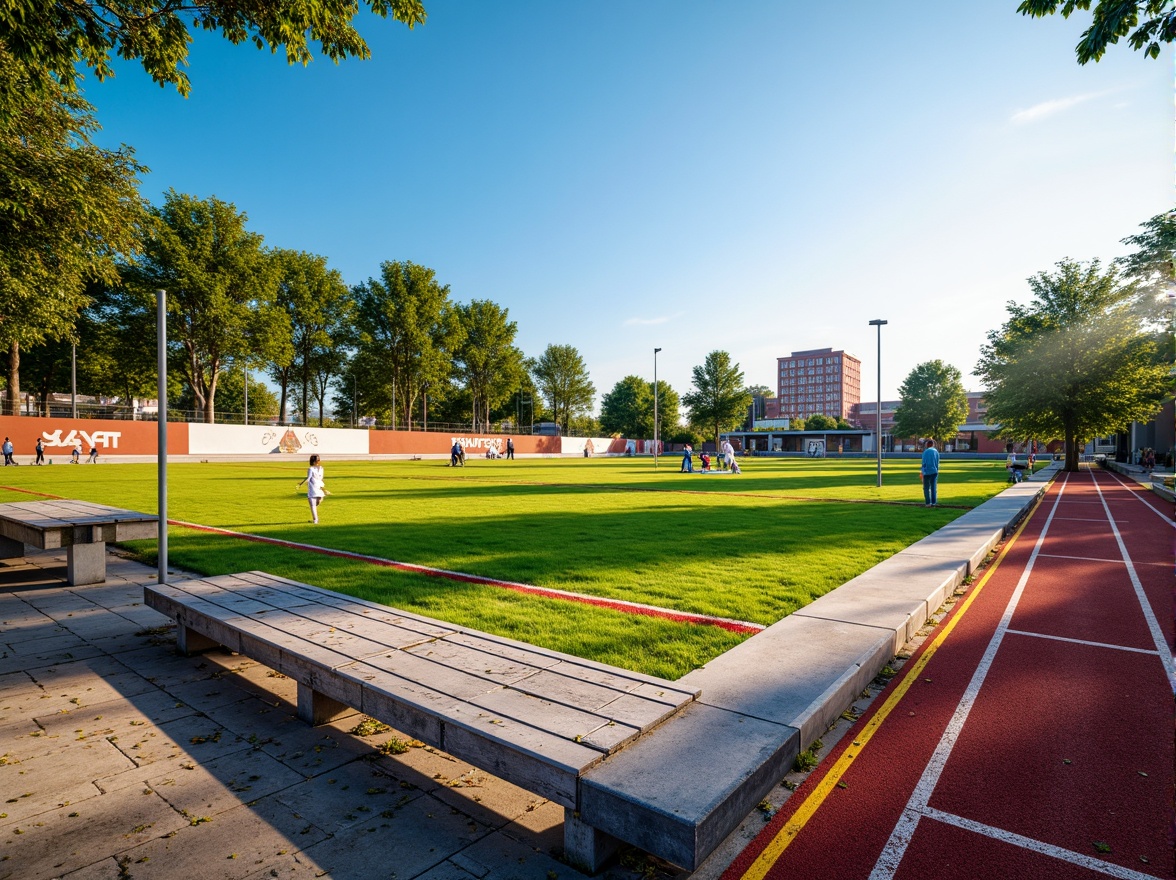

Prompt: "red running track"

[724,469,1174,880]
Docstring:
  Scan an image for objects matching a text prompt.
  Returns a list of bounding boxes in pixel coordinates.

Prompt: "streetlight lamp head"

[654,347,662,353]
[869,319,888,327]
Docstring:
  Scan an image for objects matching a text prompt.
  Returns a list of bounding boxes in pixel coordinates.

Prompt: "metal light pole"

[71,343,77,419]
[653,347,662,468]
[157,290,168,584]
[243,364,249,426]
[869,319,887,487]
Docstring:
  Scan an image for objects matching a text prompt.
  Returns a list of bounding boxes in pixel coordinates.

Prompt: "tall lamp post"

[157,290,168,585]
[653,347,662,468]
[868,319,887,487]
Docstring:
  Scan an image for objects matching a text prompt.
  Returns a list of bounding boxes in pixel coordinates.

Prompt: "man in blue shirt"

[921,439,940,507]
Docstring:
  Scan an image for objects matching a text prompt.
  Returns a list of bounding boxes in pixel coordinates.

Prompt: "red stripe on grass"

[0,485,63,499]
[0,484,762,633]
[170,518,765,635]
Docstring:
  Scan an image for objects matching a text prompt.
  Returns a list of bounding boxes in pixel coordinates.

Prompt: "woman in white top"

[297,454,329,523]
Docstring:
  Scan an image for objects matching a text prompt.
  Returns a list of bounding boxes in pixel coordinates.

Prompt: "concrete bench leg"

[177,624,220,656]
[0,536,24,560]
[297,682,353,726]
[564,809,620,874]
[66,542,106,585]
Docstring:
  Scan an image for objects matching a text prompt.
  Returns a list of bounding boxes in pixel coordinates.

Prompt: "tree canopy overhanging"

[1017,1,1175,63]
[0,0,428,96]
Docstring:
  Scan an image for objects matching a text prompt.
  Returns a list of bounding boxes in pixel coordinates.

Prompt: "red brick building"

[776,348,861,422]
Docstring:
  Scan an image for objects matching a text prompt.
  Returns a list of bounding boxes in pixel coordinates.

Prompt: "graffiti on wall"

[40,429,122,449]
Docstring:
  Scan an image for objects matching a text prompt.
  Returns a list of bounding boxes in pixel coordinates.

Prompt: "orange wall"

[368,430,562,456]
[0,416,189,456]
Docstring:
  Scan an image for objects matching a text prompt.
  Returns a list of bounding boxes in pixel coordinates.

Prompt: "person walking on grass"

[34,438,44,465]
[296,454,330,524]
[680,444,694,473]
[920,439,939,507]
[1,437,12,466]
[506,437,515,460]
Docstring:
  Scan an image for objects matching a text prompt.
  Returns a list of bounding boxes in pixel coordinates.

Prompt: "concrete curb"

[577,477,1050,870]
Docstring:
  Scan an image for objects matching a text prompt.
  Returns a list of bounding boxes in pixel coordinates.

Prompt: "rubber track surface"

[724,469,1173,880]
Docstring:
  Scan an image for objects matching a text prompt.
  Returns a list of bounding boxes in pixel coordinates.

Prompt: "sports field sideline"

[0,456,1025,679]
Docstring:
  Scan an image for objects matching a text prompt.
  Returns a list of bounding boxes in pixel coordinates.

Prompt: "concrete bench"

[143,571,698,871]
[0,499,157,585]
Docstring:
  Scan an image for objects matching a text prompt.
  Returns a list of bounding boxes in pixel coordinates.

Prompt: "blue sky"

[85,2,1170,408]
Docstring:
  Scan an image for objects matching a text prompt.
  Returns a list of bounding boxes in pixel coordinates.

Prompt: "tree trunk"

[204,374,217,424]
[1064,424,1079,472]
[277,366,290,423]
[6,341,20,416]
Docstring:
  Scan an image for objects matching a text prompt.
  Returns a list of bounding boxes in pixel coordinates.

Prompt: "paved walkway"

[720,467,1174,880]
[0,551,618,880]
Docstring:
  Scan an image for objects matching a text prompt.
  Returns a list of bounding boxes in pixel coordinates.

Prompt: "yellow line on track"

[734,492,1045,880]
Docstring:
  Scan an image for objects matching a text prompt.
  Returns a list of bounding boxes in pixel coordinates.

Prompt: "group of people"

[1137,447,1157,473]
[680,440,741,474]
[1,437,90,465]
[450,438,515,466]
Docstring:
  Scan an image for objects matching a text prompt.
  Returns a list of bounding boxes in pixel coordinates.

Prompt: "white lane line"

[867,474,1069,880]
[1039,553,1170,567]
[1005,629,1161,657]
[921,807,1159,880]
[1054,517,1122,522]
[1101,469,1176,529]
[1090,477,1176,692]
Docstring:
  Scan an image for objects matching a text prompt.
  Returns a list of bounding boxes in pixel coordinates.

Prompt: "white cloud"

[623,313,680,326]
[1010,88,1117,124]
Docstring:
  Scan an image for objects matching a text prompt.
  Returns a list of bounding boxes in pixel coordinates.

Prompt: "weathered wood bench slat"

[0,500,157,584]
[144,571,698,816]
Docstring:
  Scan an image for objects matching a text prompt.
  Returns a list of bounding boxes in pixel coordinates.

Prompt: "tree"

[0,50,145,415]
[1117,208,1175,326]
[892,360,969,445]
[976,259,1171,472]
[599,376,651,437]
[1017,1,1173,63]
[0,1,428,97]
[804,414,838,431]
[452,300,526,432]
[745,384,774,398]
[268,250,350,425]
[353,261,454,429]
[121,190,284,423]
[683,351,752,448]
[531,344,596,433]
[214,367,280,422]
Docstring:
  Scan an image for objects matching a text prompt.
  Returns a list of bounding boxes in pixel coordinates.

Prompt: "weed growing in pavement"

[350,717,391,737]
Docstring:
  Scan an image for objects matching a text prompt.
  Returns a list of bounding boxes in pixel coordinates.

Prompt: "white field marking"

[1101,469,1176,529]
[921,807,1159,880]
[868,473,1069,880]
[1053,516,1123,522]
[1005,628,1161,657]
[1089,476,1176,692]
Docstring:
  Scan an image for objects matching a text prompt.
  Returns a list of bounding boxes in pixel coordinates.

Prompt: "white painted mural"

[187,424,371,456]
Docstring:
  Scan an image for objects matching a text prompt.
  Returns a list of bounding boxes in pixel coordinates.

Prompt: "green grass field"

[0,455,1021,678]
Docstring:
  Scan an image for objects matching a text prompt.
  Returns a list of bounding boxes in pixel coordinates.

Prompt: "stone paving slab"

[0,549,606,880]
